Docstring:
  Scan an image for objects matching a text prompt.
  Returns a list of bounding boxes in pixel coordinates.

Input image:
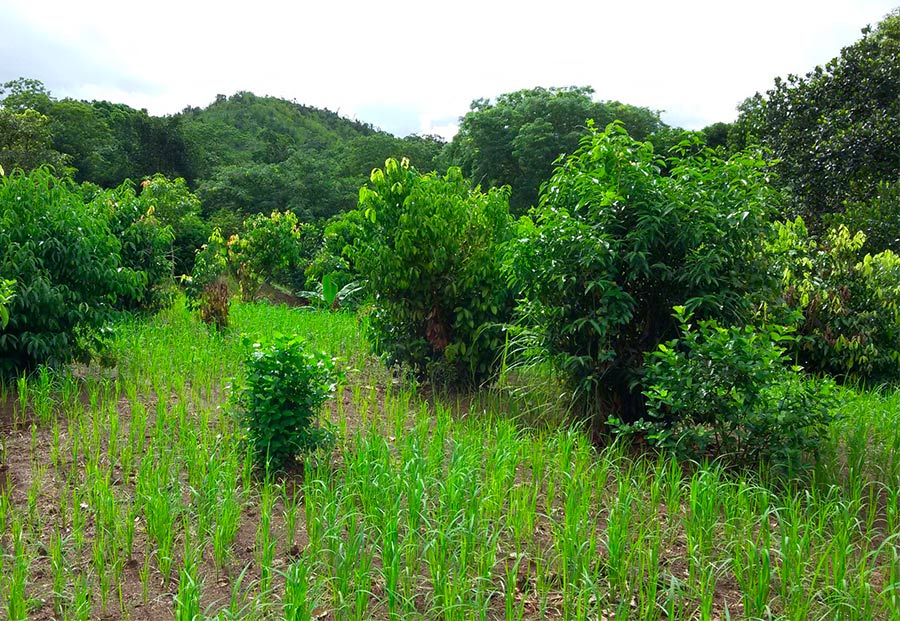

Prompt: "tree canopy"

[443,86,667,213]
[733,11,900,233]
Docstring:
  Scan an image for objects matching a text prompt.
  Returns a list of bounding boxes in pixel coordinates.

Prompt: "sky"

[1,0,897,140]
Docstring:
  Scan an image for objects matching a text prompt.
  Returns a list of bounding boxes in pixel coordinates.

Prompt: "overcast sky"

[1,1,896,139]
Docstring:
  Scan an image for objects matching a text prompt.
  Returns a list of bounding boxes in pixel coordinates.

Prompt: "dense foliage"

[237,334,339,470]
[769,218,900,382]
[508,123,779,430]
[826,178,900,256]
[99,182,175,312]
[227,210,319,298]
[733,11,900,235]
[0,169,141,373]
[0,107,69,174]
[303,210,367,291]
[444,87,666,213]
[136,174,208,276]
[352,158,515,385]
[617,308,835,472]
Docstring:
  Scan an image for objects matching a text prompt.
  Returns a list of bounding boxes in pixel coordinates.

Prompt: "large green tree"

[352,159,515,385]
[0,107,69,174]
[735,11,900,233]
[443,86,666,213]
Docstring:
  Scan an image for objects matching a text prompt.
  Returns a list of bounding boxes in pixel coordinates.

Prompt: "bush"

[769,218,900,382]
[351,158,515,385]
[237,335,340,470]
[199,279,230,330]
[303,210,367,291]
[508,123,780,430]
[0,168,141,373]
[824,178,900,256]
[98,181,175,312]
[227,211,318,299]
[138,174,209,276]
[614,307,835,472]
[185,228,229,308]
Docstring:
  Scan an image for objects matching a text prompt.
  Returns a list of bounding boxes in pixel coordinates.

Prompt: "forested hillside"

[0,82,445,233]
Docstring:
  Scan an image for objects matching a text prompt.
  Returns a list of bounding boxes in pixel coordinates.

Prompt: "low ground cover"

[0,300,897,620]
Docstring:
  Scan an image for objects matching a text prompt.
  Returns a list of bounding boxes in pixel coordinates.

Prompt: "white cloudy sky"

[1,0,896,139]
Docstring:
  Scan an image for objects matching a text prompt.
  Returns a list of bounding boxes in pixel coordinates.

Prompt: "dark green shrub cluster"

[99,181,176,312]
[0,168,141,373]
[351,158,515,385]
[769,219,900,382]
[614,308,835,472]
[237,334,340,470]
[507,123,778,429]
[303,210,366,292]
[825,179,900,256]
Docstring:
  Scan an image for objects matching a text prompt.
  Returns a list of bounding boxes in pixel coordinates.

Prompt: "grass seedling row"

[0,300,898,619]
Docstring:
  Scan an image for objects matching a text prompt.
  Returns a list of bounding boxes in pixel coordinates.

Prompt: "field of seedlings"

[0,300,899,620]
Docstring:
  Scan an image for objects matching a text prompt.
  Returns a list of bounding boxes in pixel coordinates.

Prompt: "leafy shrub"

[227,211,318,300]
[614,307,835,472]
[769,218,900,382]
[351,158,515,385]
[138,174,209,276]
[303,210,366,291]
[0,168,141,373]
[0,278,14,329]
[184,228,229,308]
[824,178,900,255]
[507,123,779,430]
[237,334,340,470]
[98,181,175,312]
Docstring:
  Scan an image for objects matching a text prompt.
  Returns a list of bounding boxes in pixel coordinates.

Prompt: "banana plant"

[299,273,364,311]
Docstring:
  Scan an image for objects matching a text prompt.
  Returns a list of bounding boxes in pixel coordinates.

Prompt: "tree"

[47,99,116,183]
[736,11,900,231]
[0,78,53,113]
[138,174,209,275]
[444,87,666,213]
[0,108,70,174]
[0,169,142,373]
[227,210,317,297]
[351,158,515,385]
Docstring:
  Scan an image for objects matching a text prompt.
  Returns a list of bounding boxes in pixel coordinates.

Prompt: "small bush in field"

[615,307,836,473]
[237,335,340,470]
[227,211,319,299]
[185,228,229,308]
[100,181,175,313]
[199,279,230,330]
